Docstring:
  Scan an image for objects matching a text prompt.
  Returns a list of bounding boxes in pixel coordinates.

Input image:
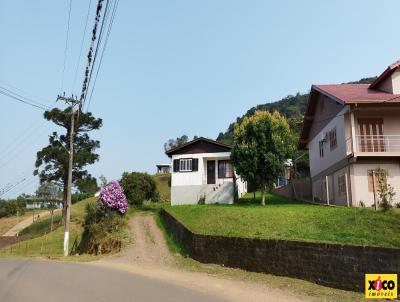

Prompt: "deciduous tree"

[231,111,294,205]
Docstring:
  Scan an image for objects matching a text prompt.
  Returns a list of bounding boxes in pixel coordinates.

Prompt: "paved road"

[0,259,226,302]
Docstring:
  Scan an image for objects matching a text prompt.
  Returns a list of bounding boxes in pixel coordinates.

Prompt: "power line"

[72,0,93,92]
[79,0,109,110]
[0,89,50,110]
[87,0,119,111]
[0,120,47,159]
[61,0,73,93]
[0,80,51,105]
[0,86,51,109]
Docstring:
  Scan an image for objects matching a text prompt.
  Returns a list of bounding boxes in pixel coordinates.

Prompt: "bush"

[72,192,92,204]
[99,181,128,214]
[0,199,26,217]
[120,172,158,205]
[78,202,126,254]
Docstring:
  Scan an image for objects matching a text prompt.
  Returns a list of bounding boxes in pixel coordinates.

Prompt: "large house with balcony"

[299,60,400,207]
[166,137,247,205]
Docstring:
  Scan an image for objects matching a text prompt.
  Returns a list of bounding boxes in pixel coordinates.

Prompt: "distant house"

[299,60,400,207]
[165,137,247,205]
[156,164,171,174]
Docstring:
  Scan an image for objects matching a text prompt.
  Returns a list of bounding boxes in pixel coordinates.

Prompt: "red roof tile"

[313,84,400,104]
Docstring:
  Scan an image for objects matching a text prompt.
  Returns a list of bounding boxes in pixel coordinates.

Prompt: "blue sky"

[1,0,399,198]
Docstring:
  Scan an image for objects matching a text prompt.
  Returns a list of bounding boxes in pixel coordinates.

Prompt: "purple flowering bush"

[99,180,128,215]
[79,181,128,254]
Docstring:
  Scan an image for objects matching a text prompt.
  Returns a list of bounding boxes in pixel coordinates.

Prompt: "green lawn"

[164,193,400,248]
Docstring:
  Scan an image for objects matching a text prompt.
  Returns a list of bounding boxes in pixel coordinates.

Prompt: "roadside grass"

[0,198,99,260]
[164,192,400,248]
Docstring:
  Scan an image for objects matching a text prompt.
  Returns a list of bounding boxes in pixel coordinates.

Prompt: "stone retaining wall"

[160,209,400,291]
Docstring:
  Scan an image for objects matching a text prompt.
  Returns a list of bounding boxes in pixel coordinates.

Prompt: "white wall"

[351,162,400,207]
[308,106,349,177]
[171,152,231,187]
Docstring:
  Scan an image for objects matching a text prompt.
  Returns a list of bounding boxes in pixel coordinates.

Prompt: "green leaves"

[34,108,102,197]
[232,110,294,199]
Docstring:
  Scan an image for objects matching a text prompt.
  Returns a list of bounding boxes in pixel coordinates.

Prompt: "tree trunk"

[261,186,266,206]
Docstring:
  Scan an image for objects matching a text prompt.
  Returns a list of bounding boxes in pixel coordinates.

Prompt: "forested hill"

[216,77,377,145]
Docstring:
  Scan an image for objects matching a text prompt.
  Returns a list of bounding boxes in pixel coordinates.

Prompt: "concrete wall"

[351,162,400,207]
[160,209,400,292]
[272,179,312,201]
[171,183,235,205]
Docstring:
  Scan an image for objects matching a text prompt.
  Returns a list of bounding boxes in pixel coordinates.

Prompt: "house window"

[179,158,193,171]
[338,175,346,195]
[329,128,337,151]
[218,160,233,178]
[367,170,387,192]
[319,141,324,158]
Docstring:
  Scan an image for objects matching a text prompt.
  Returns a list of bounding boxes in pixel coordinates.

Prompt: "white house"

[299,60,400,207]
[166,137,247,205]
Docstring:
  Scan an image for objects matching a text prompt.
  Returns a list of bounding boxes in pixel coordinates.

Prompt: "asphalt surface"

[0,259,226,302]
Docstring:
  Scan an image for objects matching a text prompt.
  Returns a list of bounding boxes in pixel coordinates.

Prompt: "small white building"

[156,164,171,174]
[166,137,247,205]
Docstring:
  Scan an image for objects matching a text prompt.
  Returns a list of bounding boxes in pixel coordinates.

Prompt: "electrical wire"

[72,0,93,92]
[87,0,119,112]
[0,89,49,110]
[60,0,73,93]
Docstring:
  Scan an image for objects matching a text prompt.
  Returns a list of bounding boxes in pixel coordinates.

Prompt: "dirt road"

[94,213,308,302]
[2,211,50,236]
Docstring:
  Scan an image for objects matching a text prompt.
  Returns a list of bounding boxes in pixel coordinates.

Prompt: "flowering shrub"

[99,180,128,214]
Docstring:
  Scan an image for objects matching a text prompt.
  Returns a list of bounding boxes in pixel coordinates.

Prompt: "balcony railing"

[354,135,400,153]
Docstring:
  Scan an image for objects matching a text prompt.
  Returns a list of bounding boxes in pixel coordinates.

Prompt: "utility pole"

[57,94,80,256]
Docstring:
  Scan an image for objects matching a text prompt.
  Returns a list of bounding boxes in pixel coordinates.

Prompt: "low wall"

[160,209,400,292]
[272,179,312,201]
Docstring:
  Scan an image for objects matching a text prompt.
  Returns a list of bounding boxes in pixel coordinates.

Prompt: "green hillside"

[216,77,377,145]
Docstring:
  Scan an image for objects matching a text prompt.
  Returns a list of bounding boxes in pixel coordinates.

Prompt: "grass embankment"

[154,173,171,201]
[0,198,94,258]
[0,211,44,236]
[164,192,400,248]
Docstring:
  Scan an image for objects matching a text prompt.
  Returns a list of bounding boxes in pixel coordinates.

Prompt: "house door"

[207,160,216,184]
[358,119,384,152]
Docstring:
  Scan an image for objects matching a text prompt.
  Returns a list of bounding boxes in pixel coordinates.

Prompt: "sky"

[1,0,400,198]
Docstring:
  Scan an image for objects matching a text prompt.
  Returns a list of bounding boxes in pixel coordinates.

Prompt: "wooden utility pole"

[57,94,80,256]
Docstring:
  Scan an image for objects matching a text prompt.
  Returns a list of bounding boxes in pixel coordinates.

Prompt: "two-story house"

[299,60,400,207]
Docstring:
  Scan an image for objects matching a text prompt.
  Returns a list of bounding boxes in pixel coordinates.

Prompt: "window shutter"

[173,159,179,172]
[192,158,198,171]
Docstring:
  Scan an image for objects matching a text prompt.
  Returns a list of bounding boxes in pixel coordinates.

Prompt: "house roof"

[370,60,400,89]
[299,60,400,150]
[313,84,400,104]
[165,137,232,157]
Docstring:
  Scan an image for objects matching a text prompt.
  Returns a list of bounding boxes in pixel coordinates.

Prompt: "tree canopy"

[34,107,102,201]
[231,111,294,205]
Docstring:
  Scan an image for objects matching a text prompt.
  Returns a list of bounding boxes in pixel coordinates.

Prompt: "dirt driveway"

[2,211,50,236]
[93,213,309,302]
